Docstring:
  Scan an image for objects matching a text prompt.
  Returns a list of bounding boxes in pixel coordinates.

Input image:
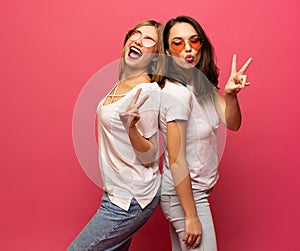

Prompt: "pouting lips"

[128,46,142,59]
[185,55,194,63]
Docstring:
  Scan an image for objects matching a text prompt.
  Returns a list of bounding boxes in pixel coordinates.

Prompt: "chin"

[180,62,196,69]
[173,58,196,70]
[124,56,141,66]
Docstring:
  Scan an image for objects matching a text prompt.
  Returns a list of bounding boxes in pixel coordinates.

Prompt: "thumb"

[119,112,126,117]
[130,114,141,126]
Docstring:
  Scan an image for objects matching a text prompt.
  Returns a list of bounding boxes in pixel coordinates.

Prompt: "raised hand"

[224,54,252,96]
[119,88,149,131]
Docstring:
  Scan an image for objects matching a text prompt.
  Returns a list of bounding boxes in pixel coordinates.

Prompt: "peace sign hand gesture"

[224,54,252,96]
[119,88,149,131]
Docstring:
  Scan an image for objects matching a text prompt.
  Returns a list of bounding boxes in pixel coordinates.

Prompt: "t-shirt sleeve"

[161,83,192,122]
[136,84,160,139]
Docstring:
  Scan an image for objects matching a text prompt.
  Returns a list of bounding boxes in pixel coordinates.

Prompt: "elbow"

[142,161,154,168]
[138,156,156,168]
[136,150,157,168]
[227,122,241,131]
[225,116,242,131]
[169,157,178,168]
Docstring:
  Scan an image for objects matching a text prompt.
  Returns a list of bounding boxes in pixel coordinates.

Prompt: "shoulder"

[135,82,160,100]
[134,82,160,110]
[161,80,192,101]
[137,82,160,92]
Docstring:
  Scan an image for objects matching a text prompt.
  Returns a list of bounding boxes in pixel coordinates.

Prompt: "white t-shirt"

[159,80,220,195]
[97,82,161,210]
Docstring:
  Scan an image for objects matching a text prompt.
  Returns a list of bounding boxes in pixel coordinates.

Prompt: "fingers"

[120,111,140,119]
[239,75,247,87]
[136,95,149,109]
[234,85,243,93]
[185,235,195,249]
[131,114,141,124]
[231,54,237,74]
[128,113,141,127]
[130,88,142,105]
[237,74,251,89]
[119,87,150,130]
[119,111,141,130]
[119,112,126,118]
[231,54,252,75]
[130,88,149,109]
[183,233,193,249]
[183,233,201,249]
[233,73,248,88]
[192,235,201,249]
[238,57,252,74]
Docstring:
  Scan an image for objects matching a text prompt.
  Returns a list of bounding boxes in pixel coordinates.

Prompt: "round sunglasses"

[128,30,157,48]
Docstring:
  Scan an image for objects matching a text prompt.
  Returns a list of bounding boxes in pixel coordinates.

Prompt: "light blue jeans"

[160,190,217,251]
[67,191,159,251]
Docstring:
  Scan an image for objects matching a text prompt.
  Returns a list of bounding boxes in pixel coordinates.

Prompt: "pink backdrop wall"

[1,0,299,250]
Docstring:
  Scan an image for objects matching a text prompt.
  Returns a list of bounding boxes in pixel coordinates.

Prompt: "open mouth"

[128,46,142,59]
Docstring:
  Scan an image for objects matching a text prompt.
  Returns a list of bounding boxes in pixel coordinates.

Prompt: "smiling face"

[123,25,158,70]
[167,22,201,69]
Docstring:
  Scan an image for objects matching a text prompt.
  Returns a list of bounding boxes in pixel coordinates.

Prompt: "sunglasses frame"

[171,35,204,53]
[127,30,157,48]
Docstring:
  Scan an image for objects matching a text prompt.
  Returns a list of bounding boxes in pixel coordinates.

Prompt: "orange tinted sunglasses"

[171,35,203,53]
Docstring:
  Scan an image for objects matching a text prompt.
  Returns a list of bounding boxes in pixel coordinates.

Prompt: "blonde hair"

[118,20,165,83]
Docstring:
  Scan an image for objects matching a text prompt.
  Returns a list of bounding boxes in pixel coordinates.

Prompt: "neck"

[171,62,196,85]
[120,73,151,88]
[121,64,150,81]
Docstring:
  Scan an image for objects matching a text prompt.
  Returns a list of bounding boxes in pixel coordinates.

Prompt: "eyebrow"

[171,35,199,40]
[134,29,157,41]
[144,35,156,41]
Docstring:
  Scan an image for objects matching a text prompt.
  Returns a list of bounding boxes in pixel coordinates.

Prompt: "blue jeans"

[67,192,159,251]
[160,190,217,251]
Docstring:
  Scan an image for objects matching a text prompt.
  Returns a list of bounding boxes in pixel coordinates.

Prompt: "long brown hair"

[118,20,165,84]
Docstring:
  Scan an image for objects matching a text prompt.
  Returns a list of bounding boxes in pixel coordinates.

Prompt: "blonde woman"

[68,20,164,251]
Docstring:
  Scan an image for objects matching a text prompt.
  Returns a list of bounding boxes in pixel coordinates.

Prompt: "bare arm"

[119,88,157,166]
[127,128,157,167]
[214,88,242,131]
[215,54,252,131]
[167,120,202,249]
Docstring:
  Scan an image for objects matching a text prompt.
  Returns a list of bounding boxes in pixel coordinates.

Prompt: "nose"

[134,38,143,47]
[184,41,192,52]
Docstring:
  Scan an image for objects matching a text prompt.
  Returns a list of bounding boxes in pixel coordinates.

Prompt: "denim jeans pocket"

[160,195,171,220]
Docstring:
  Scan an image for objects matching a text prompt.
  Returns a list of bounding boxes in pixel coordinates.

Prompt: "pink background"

[1,0,299,250]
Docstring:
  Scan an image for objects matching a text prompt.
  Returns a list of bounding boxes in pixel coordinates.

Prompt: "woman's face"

[124,25,158,70]
[167,22,201,69]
